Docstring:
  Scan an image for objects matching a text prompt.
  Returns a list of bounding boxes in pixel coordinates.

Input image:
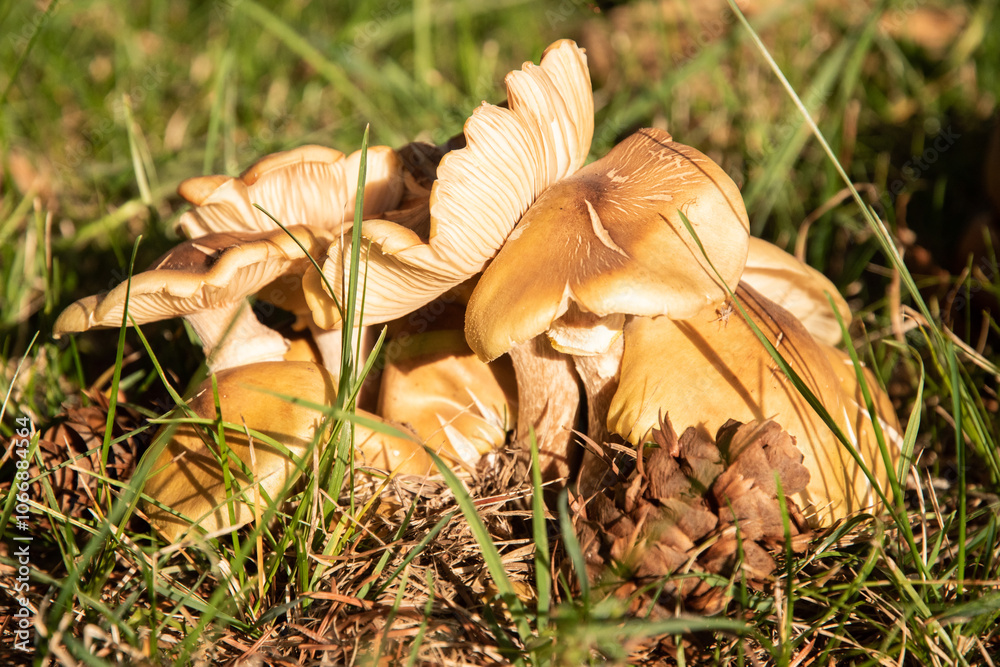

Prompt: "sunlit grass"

[1,0,999,664]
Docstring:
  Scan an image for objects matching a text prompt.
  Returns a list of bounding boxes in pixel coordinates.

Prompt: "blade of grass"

[359,485,423,599]
[950,344,967,597]
[405,569,436,667]
[202,49,233,175]
[557,488,589,605]
[0,0,60,108]
[529,428,551,632]
[122,95,153,206]
[99,236,141,486]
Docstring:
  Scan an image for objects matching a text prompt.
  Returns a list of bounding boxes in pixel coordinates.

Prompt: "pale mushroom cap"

[466,127,751,362]
[607,284,872,526]
[177,145,404,237]
[314,39,594,329]
[377,329,517,470]
[53,226,331,333]
[142,361,431,542]
[742,237,852,346]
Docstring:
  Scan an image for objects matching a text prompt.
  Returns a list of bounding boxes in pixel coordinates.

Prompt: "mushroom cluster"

[55,39,901,542]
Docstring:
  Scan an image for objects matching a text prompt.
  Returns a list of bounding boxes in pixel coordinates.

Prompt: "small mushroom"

[177,145,404,237]
[376,297,517,472]
[741,237,852,346]
[604,283,894,526]
[141,361,432,543]
[53,226,331,372]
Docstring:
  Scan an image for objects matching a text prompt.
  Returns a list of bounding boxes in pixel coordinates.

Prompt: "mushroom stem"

[508,335,582,483]
[307,323,381,410]
[308,322,348,375]
[188,302,289,373]
[571,335,625,448]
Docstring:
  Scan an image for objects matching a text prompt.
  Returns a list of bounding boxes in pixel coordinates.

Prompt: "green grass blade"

[557,489,589,604]
[100,236,142,484]
[530,428,551,632]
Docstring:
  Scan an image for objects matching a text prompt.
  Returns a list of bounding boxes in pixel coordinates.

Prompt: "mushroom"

[741,237,852,346]
[604,283,896,526]
[176,144,405,237]
[464,127,751,477]
[296,41,593,478]
[53,226,331,373]
[375,297,518,473]
[175,143,412,374]
[141,361,433,543]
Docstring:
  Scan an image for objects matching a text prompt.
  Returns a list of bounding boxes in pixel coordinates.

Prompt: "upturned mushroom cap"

[465,127,751,362]
[309,39,593,328]
[605,283,874,526]
[53,226,331,371]
[54,226,330,332]
[742,237,852,346]
[142,361,431,542]
[177,145,404,237]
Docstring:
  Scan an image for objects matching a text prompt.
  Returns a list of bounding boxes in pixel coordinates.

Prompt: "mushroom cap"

[465,128,751,362]
[53,226,331,333]
[377,328,518,471]
[142,361,430,542]
[606,283,874,526]
[177,145,404,237]
[311,39,593,329]
[742,237,852,346]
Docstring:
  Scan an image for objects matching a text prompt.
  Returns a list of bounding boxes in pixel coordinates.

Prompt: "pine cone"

[573,415,813,616]
[6,391,144,522]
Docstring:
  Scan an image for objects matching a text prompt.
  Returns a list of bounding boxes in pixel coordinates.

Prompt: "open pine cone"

[574,415,814,615]
[6,391,145,522]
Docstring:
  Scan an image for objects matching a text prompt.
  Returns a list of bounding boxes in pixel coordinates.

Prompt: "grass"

[2,0,1000,664]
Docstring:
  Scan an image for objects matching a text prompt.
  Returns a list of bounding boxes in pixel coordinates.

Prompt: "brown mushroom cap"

[605,283,876,526]
[53,226,331,371]
[742,237,852,346]
[465,127,751,362]
[177,145,404,237]
[142,361,431,542]
[309,39,594,329]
